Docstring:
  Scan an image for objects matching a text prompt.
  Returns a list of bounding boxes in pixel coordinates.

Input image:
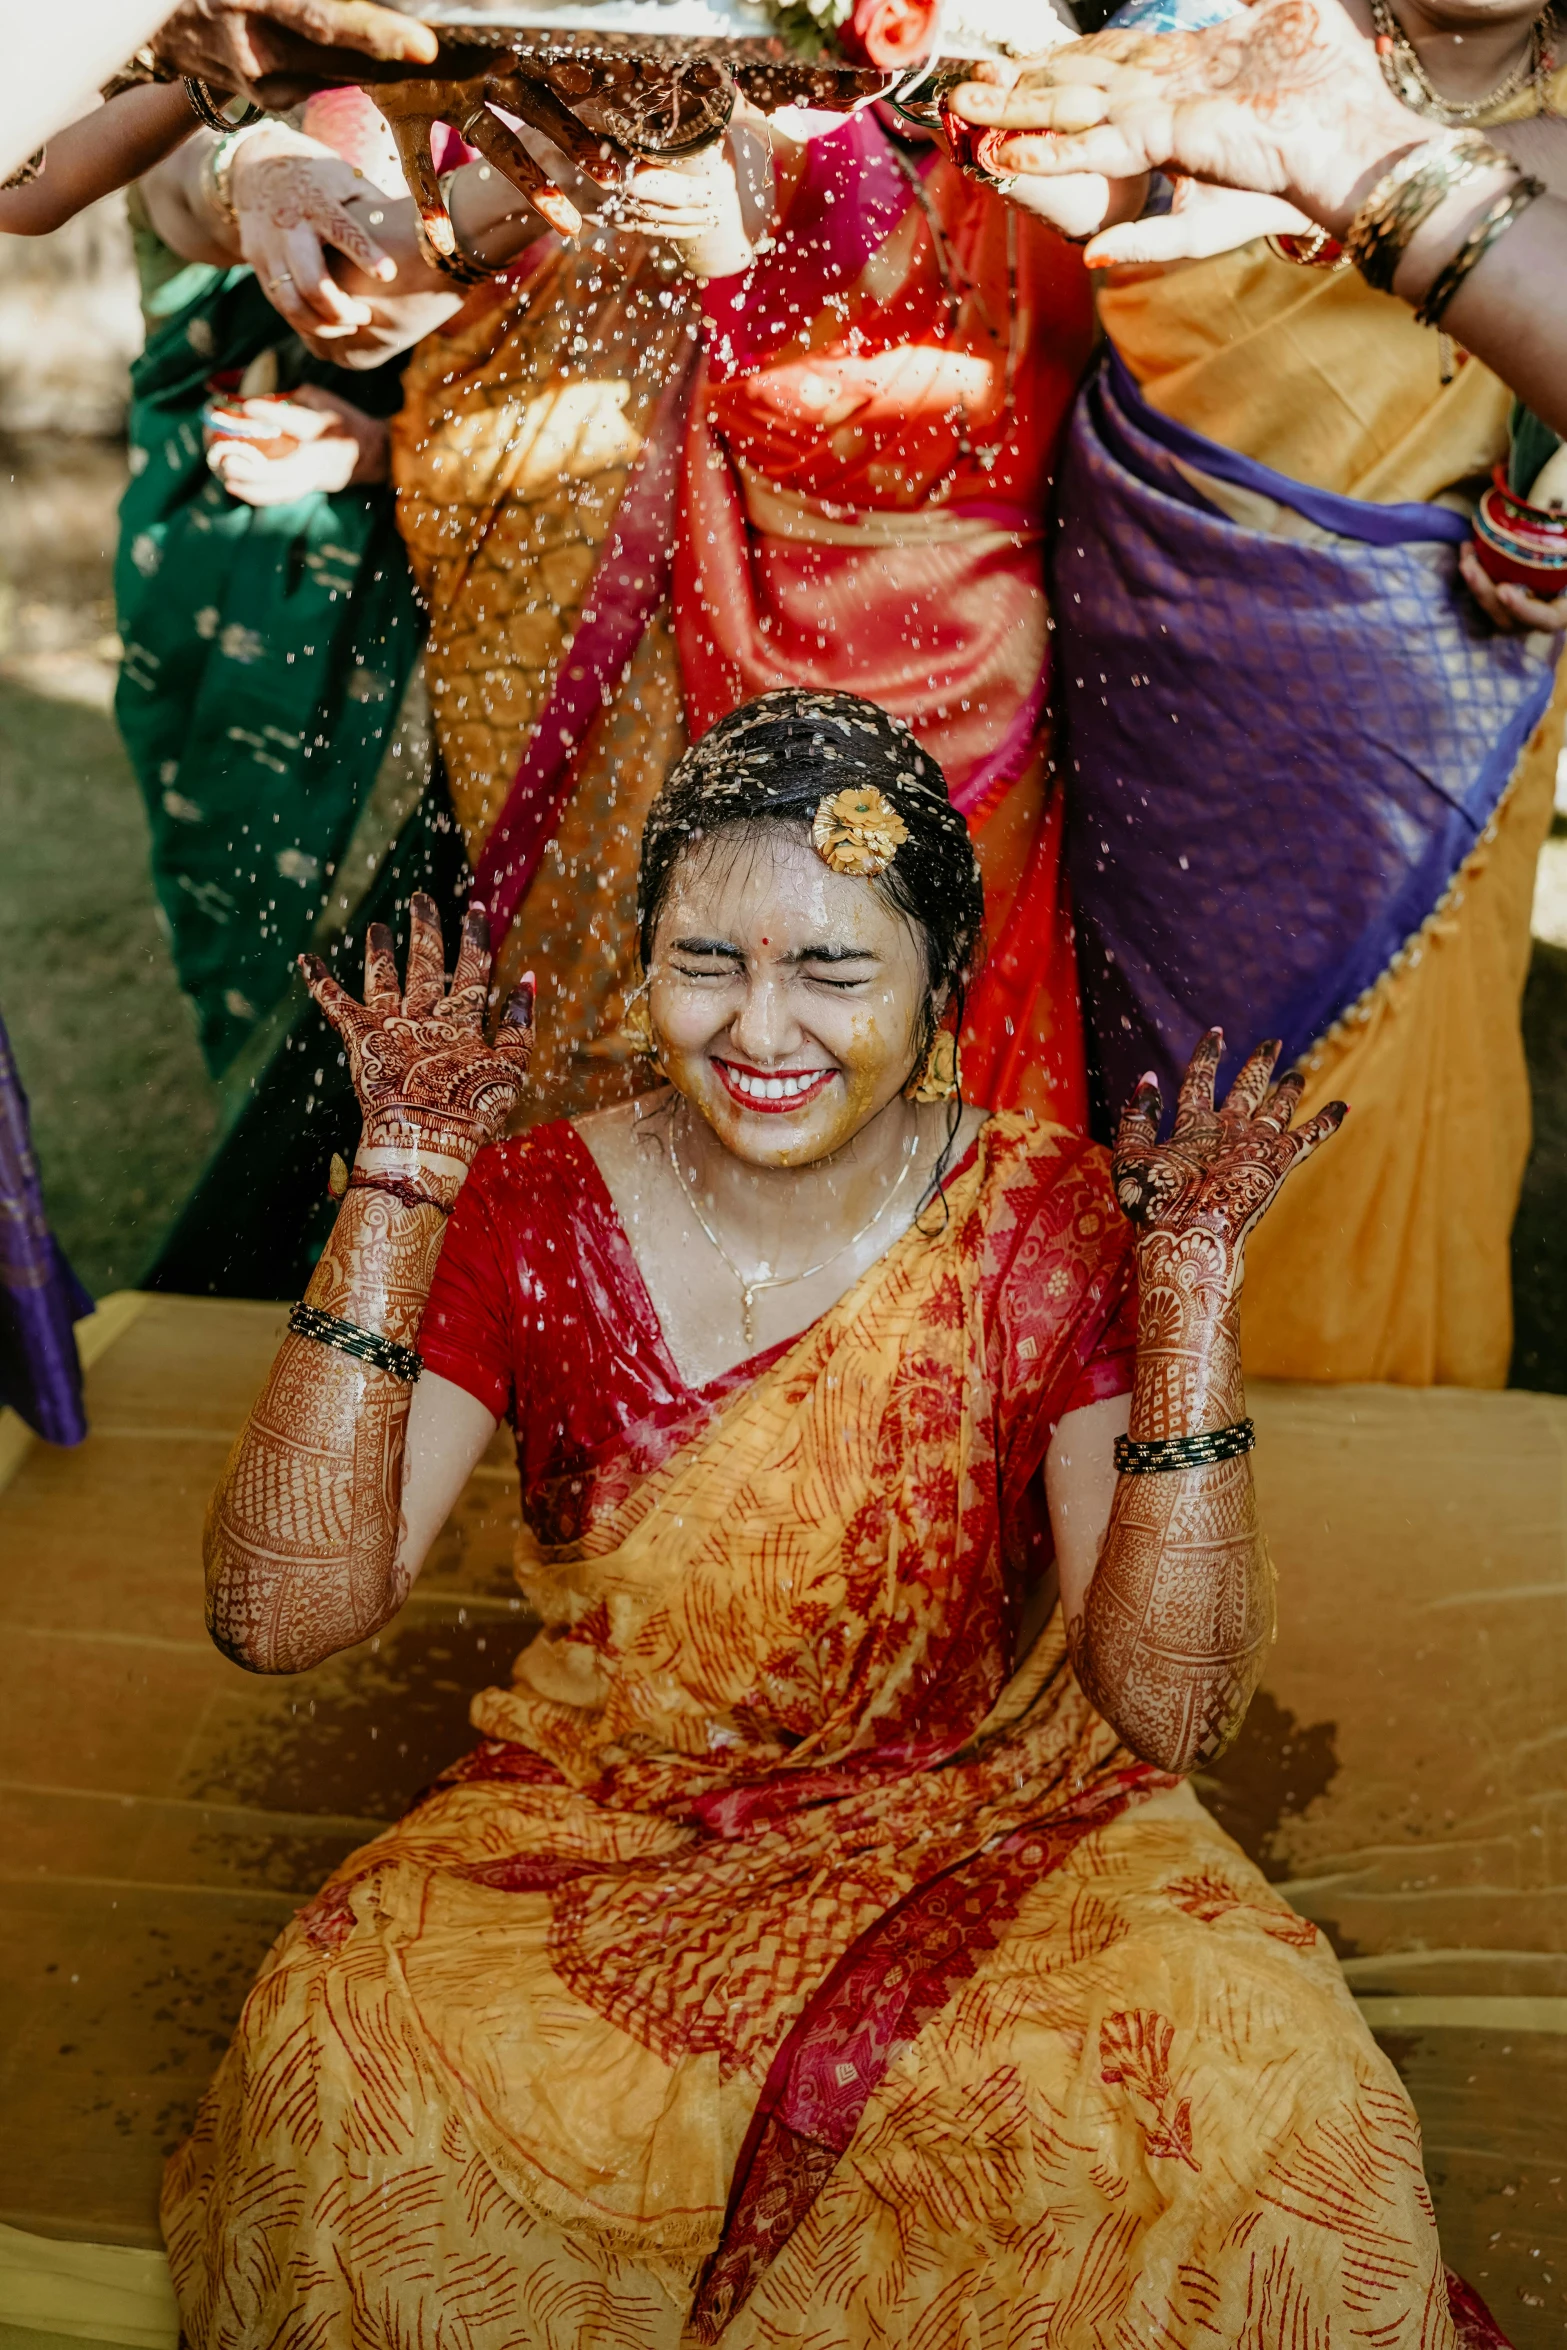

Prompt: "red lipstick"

[713,1059,837,1115]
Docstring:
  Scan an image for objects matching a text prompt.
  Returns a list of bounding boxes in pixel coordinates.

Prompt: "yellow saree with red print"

[162,1116,1456,2348]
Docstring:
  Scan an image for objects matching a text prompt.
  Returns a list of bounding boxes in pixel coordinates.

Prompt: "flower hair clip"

[811,785,909,877]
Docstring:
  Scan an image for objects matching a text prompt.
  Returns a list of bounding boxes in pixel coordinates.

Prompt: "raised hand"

[946,0,1423,252]
[1113,1030,1345,1260]
[606,147,753,279]
[301,895,533,1191]
[1069,1029,1344,1775]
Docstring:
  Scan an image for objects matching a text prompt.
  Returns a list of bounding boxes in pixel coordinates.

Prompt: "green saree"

[114,254,422,1077]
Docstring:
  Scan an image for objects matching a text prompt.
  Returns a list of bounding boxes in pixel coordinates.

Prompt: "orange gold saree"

[162,1115,1456,2346]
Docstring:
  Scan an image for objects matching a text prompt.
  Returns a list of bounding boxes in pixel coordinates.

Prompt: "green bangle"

[1114,1420,1255,1475]
[288,1301,423,1385]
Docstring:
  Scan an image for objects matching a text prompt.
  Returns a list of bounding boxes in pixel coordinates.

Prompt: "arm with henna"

[949,0,1567,437]
[1066,1034,1344,1773]
[204,896,530,1673]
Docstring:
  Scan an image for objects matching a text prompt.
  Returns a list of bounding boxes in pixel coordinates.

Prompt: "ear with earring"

[908,1025,960,1103]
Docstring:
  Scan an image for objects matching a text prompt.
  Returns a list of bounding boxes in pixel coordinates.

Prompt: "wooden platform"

[0,1297,1563,2344]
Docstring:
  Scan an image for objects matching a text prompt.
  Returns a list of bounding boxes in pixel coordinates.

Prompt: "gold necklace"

[666,1110,923,1352]
[1369,0,1555,125]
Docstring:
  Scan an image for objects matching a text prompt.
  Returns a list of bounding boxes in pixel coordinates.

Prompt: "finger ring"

[274,271,294,288]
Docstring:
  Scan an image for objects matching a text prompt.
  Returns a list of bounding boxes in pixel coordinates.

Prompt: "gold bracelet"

[1344,131,1510,295]
[99,46,169,101]
[207,122,276,237]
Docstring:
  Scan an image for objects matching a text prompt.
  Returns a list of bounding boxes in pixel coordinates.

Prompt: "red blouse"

[421,1122,1137,1563]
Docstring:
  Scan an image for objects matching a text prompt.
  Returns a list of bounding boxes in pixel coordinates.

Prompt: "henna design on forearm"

[1068,1033,1345,1773]
[203,898,533,1674]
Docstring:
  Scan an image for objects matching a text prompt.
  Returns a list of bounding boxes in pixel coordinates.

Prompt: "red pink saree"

[395,115,1094,1128]
[162,1116,1456,2346]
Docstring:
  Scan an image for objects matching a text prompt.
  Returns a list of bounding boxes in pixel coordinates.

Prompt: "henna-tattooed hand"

[947,0,1426,252]
[301,895,534,1186]
[369,66,593,248]
[1113,1031,1345,1262]
[227,140,396,338]
[1069,1033,1344,1774]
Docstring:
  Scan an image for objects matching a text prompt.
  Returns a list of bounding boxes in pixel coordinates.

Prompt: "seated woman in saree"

[959,0,1567,1391]
[166,687,1477,2349]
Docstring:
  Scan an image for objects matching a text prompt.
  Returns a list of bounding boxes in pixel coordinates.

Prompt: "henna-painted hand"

[947,0,1425,251]
[227,139,396,338]
[301,895,534,1171]
[369,65,592,250]
[1113,1031,1345,1257]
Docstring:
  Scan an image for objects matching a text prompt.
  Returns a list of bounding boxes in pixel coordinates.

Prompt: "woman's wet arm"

[1058,1032,1344,1774]
[202,897,532,1674]
[1065,1227,1272,1774]
[203,1187,452,1674]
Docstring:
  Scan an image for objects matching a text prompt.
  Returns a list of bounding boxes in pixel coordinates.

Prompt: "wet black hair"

[637,687,986,1082]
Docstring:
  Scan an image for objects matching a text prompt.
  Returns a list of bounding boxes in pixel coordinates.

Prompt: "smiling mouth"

[713,1059,838,1113]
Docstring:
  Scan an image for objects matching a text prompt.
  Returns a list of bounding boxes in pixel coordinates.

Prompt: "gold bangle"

[1344,131,1509,295]
[207,122,274,237]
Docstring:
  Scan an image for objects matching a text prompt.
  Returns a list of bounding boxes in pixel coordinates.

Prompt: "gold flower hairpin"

[811,785,910,878]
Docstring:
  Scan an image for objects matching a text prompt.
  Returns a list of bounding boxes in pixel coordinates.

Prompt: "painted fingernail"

[368,922,393,953]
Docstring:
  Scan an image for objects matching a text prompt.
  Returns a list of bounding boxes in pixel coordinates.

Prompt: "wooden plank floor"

[0,1300,1562,2343]
[0,1295,522,2257]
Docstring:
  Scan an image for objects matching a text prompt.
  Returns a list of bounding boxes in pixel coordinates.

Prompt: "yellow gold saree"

[163,1118,1456,2345]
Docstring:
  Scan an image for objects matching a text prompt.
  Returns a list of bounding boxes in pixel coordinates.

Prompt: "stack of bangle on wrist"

[1114,1420,1255,1475]
[1343,132,1545,322]
[288,1302,423,1384]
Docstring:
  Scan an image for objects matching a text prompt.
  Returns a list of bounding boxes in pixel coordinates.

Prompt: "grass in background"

[0,433,218,1296]
[0,677,218,1294]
